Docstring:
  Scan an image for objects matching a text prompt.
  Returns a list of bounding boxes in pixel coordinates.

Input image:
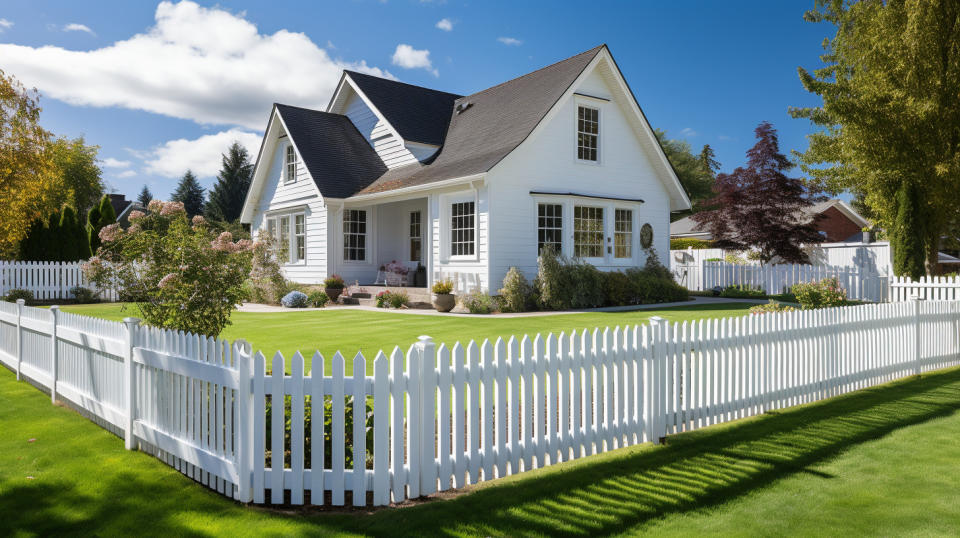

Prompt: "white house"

[240,45,691,292]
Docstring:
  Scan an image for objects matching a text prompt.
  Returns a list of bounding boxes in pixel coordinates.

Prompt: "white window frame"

[537,202,563,256]
[573,205,605,260]
[264,209,307,265]
[284,144,297,184]
[409,210,423,262]
[342,208,368,263]
[614,208,633,259]
[441,191,479,262]
[575,101,601,165]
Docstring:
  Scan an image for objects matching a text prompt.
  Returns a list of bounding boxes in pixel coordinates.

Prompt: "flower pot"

[325,287,343,303]
[433,293,455,313]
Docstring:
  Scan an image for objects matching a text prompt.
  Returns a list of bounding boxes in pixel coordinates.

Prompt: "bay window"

[264,211,306,264]
[573,205,604,258]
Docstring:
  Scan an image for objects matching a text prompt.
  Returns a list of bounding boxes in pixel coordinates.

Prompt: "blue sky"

[0,0,834,202]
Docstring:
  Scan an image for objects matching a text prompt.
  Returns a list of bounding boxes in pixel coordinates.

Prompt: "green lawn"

[4,362,960,536]
[58,302,755,374]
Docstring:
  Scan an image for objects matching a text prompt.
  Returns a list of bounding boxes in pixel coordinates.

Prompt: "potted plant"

[431,279,455,312]
[324,274,346,303]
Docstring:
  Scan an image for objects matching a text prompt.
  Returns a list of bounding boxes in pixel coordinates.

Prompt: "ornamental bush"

[719,284,765,298]
[5,289,33,304]
[431,279,454,294]
[670,237,714,250]
[749,301,796,314]
[792,278,847,309]
[84,201,253,337]
[281,290,309,308]
[375,290,392,308]
[389,290,409,309]
[460,291,494,314]
[497,267,534,312]
[69,286,98,304]
[307,291,328,307]
[323,275,346,289]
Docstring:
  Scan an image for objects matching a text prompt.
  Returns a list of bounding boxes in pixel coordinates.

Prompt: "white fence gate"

[2,298,959,507]
[890,276,960,302]
[698,261,889,302]
[0,261,117,301]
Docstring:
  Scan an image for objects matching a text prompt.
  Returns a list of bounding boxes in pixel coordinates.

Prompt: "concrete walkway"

[236,295,771,318]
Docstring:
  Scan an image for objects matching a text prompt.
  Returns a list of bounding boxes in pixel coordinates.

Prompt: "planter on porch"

[432,293,456,313]
[324,274,346,303]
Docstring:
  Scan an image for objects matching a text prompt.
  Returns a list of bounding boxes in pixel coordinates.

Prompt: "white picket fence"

[701,261,889,302]
[0,261,118,301]
[2,298,959,507]
[890,276,960,302]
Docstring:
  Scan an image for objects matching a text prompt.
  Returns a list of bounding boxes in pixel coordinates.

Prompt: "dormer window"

[285,145,297,184]
[577,105,599,162]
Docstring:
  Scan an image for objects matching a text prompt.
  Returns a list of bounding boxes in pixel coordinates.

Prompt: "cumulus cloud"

[680,127,697,138]
[0,1,391,129]
[436,18,453,31]
[63,23,95,35]
[143,129,262,179]
[101,157,131,168]
[0,19,12,31]
[115,170,137,178]
[391,44,438,76]
[497,37,522,46]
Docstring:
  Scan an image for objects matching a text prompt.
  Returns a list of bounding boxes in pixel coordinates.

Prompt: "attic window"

[285,145,297,184]
[577,105,599,162]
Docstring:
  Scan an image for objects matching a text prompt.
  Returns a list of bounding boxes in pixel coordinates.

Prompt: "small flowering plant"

[792,277,847,310]
[83,201,253,337]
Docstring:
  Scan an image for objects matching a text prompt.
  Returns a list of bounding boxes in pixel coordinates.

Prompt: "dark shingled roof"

[344,71,462,146]
[275,103,387,199]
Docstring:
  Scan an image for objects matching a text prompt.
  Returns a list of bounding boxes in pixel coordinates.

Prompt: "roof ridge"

[275,102,348,118]
[457,44,605,102]
[344,70,463,98]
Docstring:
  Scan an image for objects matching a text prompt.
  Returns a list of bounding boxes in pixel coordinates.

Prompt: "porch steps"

[340,285,433,309]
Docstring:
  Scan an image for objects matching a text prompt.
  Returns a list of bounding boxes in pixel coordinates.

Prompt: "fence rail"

[1,298,959,507]
[890,275,960,302]
[0,261,117,301]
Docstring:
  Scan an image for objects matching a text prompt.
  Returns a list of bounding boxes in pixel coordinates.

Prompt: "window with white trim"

[265,212,305,264]
[614,209,632,259]
[343,209,367,261]
[573,206,604,258]
[577,106,599,161]
[409,211,422,262]
[285,145,297,184]
[450,201,475,256]
[279,215,290,261]
[294,214,305,262]
[537,203,563,255]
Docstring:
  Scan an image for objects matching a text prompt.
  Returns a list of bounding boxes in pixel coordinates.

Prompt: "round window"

[640,223,654,249]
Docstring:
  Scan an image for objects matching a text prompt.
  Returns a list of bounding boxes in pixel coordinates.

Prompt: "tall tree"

[0,69,58,258]
[88,194,116,255]
[692,122,826,264]
[137,185,153,206]
[86,203,101,254]
[654,130,716,218]
[698,144,721,176]
[205,142,253,223]
[48,136,104,217]
[891,182,926,279]
[171,170,205,218]
[791,0,960,275]
[46,208,62,261]
[58,205,90,261]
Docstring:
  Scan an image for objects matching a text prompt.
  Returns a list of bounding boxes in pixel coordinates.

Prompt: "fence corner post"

[49,305,59,403]
[234,338,253,503]
[416,335,437,496]
[122,316,141,450]
[15,299,24,381]
[648,317,666,444]
[913,295,924,376]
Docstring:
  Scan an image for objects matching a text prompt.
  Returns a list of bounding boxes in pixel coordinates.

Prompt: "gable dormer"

[327,71,461,168]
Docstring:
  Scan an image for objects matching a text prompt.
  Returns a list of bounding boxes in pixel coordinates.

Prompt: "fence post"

[123,316,141,450]
[649,317,666,444]
[913,296,924,376]
[49,305,59,403]
[15,299,23,381]
[234,339,253,503]
[416,335,437,496]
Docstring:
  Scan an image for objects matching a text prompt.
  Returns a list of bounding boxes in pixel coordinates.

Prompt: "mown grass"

[3,364,960,536]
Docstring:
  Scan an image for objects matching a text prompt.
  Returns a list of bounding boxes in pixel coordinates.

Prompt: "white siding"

[432,187,490,293]
[343,93,419,169]
[250,137,328,284]
[486,66,672,290]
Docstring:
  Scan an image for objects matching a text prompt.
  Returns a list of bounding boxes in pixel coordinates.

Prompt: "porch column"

[426,193,436,290]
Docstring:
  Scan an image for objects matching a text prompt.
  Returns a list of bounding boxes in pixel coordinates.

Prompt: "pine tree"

[18,218,44,260]
[205,142,253,223]
[46,209,62,261]
[58,206,80,261]
[698,144,720,176]
[171,170,205,218]
[892,182,926,279]
[137,185,153,206]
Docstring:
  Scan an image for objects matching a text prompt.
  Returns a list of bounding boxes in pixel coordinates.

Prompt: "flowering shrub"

[749,301,796,314]
[792,278,847,309]
[84,200,253,337]
[281,290,309,308]
[247,232,287,305]
[460,291,495,314]
[375,290,392,308]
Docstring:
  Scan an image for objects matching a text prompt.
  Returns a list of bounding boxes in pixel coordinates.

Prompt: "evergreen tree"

[171,170,205,218]
[137,185,153,207]
[654,130,715,219]
[46,209,62,261]
[58,206,82,261]
[698,144,720,176]
[86,204,101,255]
[87,194,116,255]
[892,182,926,279]
[18,218,45,260]
[205,142,253,223]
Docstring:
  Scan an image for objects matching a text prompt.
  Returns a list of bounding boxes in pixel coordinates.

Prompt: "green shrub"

[792,278,847,309]
[568,262,605,309]
[602,270,632,306]
[626,269,689,304]
[533,245,569,310]
[375,291,392,308]
[5,289,33,304]
[724,252,747,265]
[498,267,533,313]
[670,237,714,250]
[720,284,765,298]
[323,275,346,289]
[69,286,98,304]
[389,290,409,308]
[307,291,328,307]
[705,257,723,262]
[749,301,796,314]
[460,291,494,314]
[264,394,373,470]
[431,279,454,294]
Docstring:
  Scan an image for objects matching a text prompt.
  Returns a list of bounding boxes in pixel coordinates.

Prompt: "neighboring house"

[109,194,147,228]
[671,199,870,244]
[240,45,691,292]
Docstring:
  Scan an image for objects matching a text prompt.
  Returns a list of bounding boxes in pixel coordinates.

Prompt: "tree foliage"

[655,130,717,218]
[692,122,825,264]
[205,142,253,223]
[790,0,960,275]
[137,185,153,207]
[87,194,116,255]
[171,170,205,218]
[48,136,103,216]
[891,182,926,279]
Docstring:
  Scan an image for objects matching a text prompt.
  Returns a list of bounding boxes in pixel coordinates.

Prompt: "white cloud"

[143,129,262,179]
[680,127,697,138]
[0,18,12,31]
[391,44,438,76]
[115,170,137,178]
[717,135,733,141]
[0,1,391,129]
[101,157,131,168]
[326,39,336,49]
[63,23,95,36]
[436,18,453,31]
[497,37,522,46]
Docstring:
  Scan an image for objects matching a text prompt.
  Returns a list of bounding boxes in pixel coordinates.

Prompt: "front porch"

[341,284,433,308]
